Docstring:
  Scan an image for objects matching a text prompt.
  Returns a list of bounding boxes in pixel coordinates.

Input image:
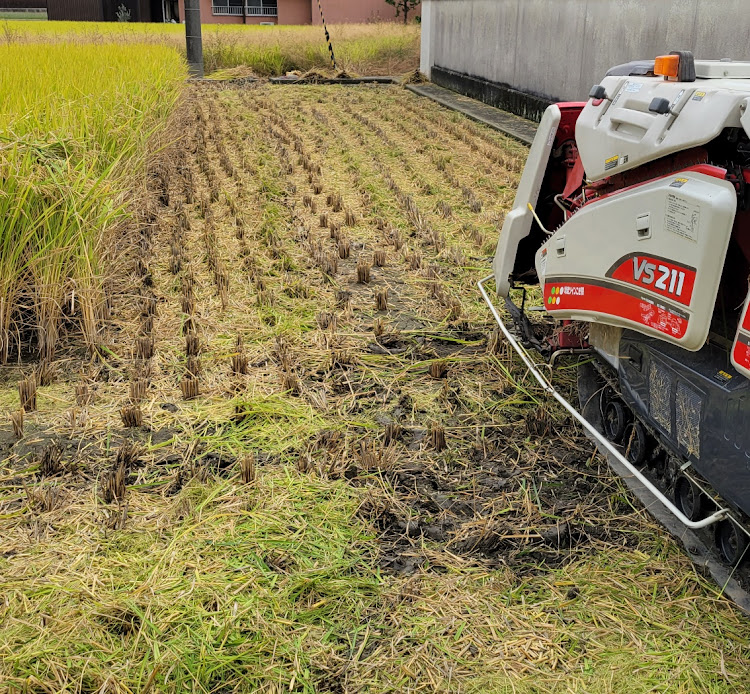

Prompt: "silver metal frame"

[211,3,277,15]
[478,274,728,531]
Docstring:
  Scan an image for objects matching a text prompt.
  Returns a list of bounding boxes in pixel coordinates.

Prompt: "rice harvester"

[481,51,750,571]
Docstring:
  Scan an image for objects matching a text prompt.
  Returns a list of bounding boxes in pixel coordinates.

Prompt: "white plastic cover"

[492,104,560,296]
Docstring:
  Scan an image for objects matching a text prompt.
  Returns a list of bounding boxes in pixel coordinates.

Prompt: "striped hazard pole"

[316,0,337,70]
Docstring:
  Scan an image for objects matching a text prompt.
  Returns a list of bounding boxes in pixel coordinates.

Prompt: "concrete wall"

[421,0,750,105]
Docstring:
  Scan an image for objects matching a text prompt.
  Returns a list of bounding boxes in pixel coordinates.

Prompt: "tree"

[116,3,131,21]
[385,0,420,24]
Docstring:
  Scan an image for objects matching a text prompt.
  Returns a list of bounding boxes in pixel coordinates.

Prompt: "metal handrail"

[211,5,277,15]
[478,274,728,531]
[246,6,277,15]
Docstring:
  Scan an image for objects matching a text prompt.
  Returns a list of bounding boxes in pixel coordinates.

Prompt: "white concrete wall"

[419,0,434,78]
[421,0,750,102]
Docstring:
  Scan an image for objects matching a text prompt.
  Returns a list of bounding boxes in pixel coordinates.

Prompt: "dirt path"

[0,84,746,694]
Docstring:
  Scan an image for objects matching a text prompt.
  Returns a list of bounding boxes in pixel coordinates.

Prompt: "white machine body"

[494,58,750,358]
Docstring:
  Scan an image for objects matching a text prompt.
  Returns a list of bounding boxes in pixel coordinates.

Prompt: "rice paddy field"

[0,24,748,694]
[1,21,421,75]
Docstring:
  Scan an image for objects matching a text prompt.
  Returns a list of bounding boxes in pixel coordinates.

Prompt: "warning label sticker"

[605,155,619,171]
[665,193,700,242]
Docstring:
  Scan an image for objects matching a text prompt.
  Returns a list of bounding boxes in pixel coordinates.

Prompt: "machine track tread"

[581,363,750,614]
[584,427,750,614]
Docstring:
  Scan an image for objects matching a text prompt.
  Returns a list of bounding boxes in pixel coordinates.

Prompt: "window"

[213,0,276,15]
[212,0,246,15]
[246,0,277,15]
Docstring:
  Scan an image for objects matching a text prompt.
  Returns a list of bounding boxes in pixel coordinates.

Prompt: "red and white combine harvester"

[481,51,750,576]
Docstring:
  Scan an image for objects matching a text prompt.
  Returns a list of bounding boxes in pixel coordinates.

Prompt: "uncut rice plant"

[0,21,421,76]
[0,42,184,360]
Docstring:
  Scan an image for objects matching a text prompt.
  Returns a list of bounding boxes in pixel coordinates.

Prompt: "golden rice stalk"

[75,382,91,406]
[129,378,147,404]
[18,376,37,413]
[102,461,126,504]
[120,405,143,428]
[10,409,23,438]
[35,359,56,387]
[375,288,388,311]
[239,452,256,484]
[39,443,63,477]
[135,336,154,361]
[185,334,200,357]
[431,423,447,452]
[357,259,371,284]
[180,374,200,400]
[429,360,448,379]
[384,422,401,445]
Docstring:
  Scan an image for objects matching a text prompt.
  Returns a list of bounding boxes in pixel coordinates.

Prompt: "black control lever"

[649,97,672,115]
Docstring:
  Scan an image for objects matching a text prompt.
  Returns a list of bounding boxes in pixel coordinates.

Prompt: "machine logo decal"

[544,276,689,339]
[606,253,696,306]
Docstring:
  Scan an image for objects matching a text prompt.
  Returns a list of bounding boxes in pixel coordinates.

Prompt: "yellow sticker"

[719,370,733,380]
[604,155,619,171]
[692,91,706,102]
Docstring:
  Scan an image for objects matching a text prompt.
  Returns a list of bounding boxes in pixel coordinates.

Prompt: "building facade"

[44,0,419,24]
[177,0,419,25]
